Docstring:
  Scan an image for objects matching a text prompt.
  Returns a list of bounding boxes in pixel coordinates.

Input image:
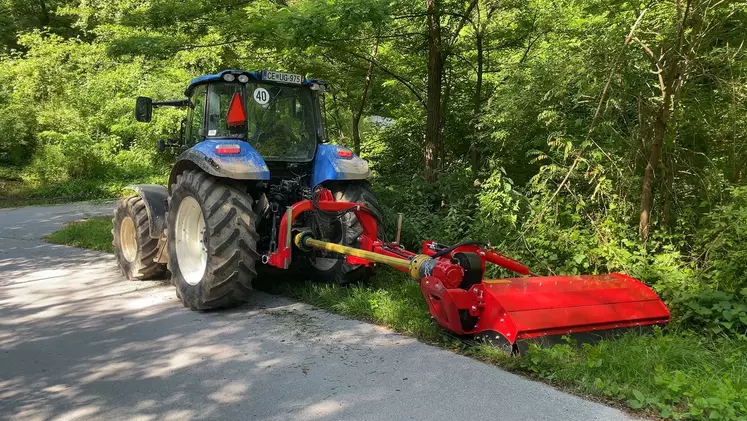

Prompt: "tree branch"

[446,0,479,50]
[334,47,426,107]
[318,32,424,43]
[591,8,648,126]
[453,51,478,72]
[519,30,549,63]
[633,36,666,93]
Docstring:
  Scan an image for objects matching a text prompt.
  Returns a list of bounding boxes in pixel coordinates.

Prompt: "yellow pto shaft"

[295,232,437,281]
[295,233,411,269]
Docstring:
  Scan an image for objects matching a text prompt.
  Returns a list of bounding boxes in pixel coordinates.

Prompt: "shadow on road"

[0,246,427,421]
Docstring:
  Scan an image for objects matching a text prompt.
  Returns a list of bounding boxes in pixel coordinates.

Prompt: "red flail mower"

[267,190,671,354]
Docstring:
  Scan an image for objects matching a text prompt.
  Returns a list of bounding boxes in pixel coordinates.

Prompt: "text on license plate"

[264,71,304,84]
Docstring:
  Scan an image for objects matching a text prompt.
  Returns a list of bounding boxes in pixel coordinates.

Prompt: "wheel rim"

[175,196,207,286]
[120,216,137,263]
[311,219,345,271]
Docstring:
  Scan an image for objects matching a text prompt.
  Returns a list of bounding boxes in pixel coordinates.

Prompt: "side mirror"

[135,96,153,122]
[157,139,166,152]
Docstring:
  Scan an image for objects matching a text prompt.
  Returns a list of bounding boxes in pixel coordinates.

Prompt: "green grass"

[276,270,455,345]
[45,217,747,420]
[491,332,747,420]
[45,216,114,253]
[0,178,121,208]
[0,169,167,208]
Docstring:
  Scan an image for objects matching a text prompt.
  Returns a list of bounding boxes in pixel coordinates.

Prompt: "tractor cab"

[187,70,327,162]
[136,69,369,189]
[137,69,329,163]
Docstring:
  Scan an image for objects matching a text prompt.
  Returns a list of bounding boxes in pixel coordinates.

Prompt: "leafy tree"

[1,0,747,322]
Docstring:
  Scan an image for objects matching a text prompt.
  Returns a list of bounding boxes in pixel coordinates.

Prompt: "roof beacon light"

[226,92,246,127]
[215,144,241,154]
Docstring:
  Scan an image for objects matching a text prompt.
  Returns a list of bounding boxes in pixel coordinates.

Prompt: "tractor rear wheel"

[307,181,384,284]
[167,170,259,310]
[112,196,166,280]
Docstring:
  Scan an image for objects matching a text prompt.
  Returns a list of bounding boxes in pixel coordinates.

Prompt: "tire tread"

[168,170,259,310]
[112,195,167,280]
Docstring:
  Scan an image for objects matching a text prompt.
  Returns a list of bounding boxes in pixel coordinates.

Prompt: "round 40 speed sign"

[253,87,270,105]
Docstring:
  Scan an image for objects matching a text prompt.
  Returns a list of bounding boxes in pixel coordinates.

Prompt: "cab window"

[245,83,317,161]
[187,85,206,145]
[206,83,243,138]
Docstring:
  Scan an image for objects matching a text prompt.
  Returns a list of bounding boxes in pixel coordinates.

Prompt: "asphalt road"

[0,202,642,421]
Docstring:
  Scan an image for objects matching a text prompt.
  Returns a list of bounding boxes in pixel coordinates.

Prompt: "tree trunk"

[352,39,379,155]
[638,0,696,240]
[425,0,442,183]
[471,31,484,172]
[639,95,670,240]
[439,69,452,171]
[39,0,49,26]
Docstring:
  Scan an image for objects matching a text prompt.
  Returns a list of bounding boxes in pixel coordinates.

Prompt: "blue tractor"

[112,69,382,310]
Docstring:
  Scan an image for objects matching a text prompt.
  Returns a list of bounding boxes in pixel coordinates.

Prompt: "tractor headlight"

[237,74,249,83]
[223,73,236,82]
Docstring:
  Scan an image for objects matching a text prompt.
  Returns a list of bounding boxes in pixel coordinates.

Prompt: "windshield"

[204,82,318,162]
[246,83,317,161]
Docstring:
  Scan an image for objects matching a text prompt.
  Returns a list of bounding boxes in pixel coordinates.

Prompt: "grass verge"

[45,216,114,253]
[0,171,166,208]
[45,218,747,421]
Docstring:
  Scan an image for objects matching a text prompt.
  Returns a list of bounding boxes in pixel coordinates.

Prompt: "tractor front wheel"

[307,181,384,284]
[112,196,167,280]
[167,170,259,310]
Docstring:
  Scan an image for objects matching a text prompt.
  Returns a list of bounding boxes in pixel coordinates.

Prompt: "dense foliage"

[2,1,747,417]
[2,0,746,319]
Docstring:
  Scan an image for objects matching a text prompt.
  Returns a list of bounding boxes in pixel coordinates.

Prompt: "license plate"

[263,71,304,85]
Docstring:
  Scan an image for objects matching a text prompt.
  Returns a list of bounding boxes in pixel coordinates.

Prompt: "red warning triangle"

[226,92,246,126]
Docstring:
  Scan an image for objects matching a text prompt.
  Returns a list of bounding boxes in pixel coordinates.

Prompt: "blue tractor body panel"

[185,69,325,96]
[186,70,260,95]
[175,141,367,187]
[177,139,270,181]
[310,145,370,188]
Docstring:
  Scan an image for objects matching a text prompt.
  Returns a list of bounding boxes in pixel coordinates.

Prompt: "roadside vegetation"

[4,0,747,419]
[46,219,747,420]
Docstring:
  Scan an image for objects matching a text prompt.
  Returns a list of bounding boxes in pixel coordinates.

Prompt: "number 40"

[254,90,268,103]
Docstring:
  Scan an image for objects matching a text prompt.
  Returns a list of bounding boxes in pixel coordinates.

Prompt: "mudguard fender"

[126,184,169,240]
[310,144,370,187]
[169,139,270,189]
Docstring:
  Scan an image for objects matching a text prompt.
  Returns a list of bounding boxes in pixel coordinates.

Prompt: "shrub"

[672,289,747,336]
[25,144,68,183]
[696,186,747,294]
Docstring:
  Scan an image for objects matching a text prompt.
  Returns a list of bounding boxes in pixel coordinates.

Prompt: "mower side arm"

[125,184,169,240]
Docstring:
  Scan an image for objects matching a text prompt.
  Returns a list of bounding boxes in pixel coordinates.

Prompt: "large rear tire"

[112,196,166,280]
[306,181,384,284]
[168,170,259,310]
